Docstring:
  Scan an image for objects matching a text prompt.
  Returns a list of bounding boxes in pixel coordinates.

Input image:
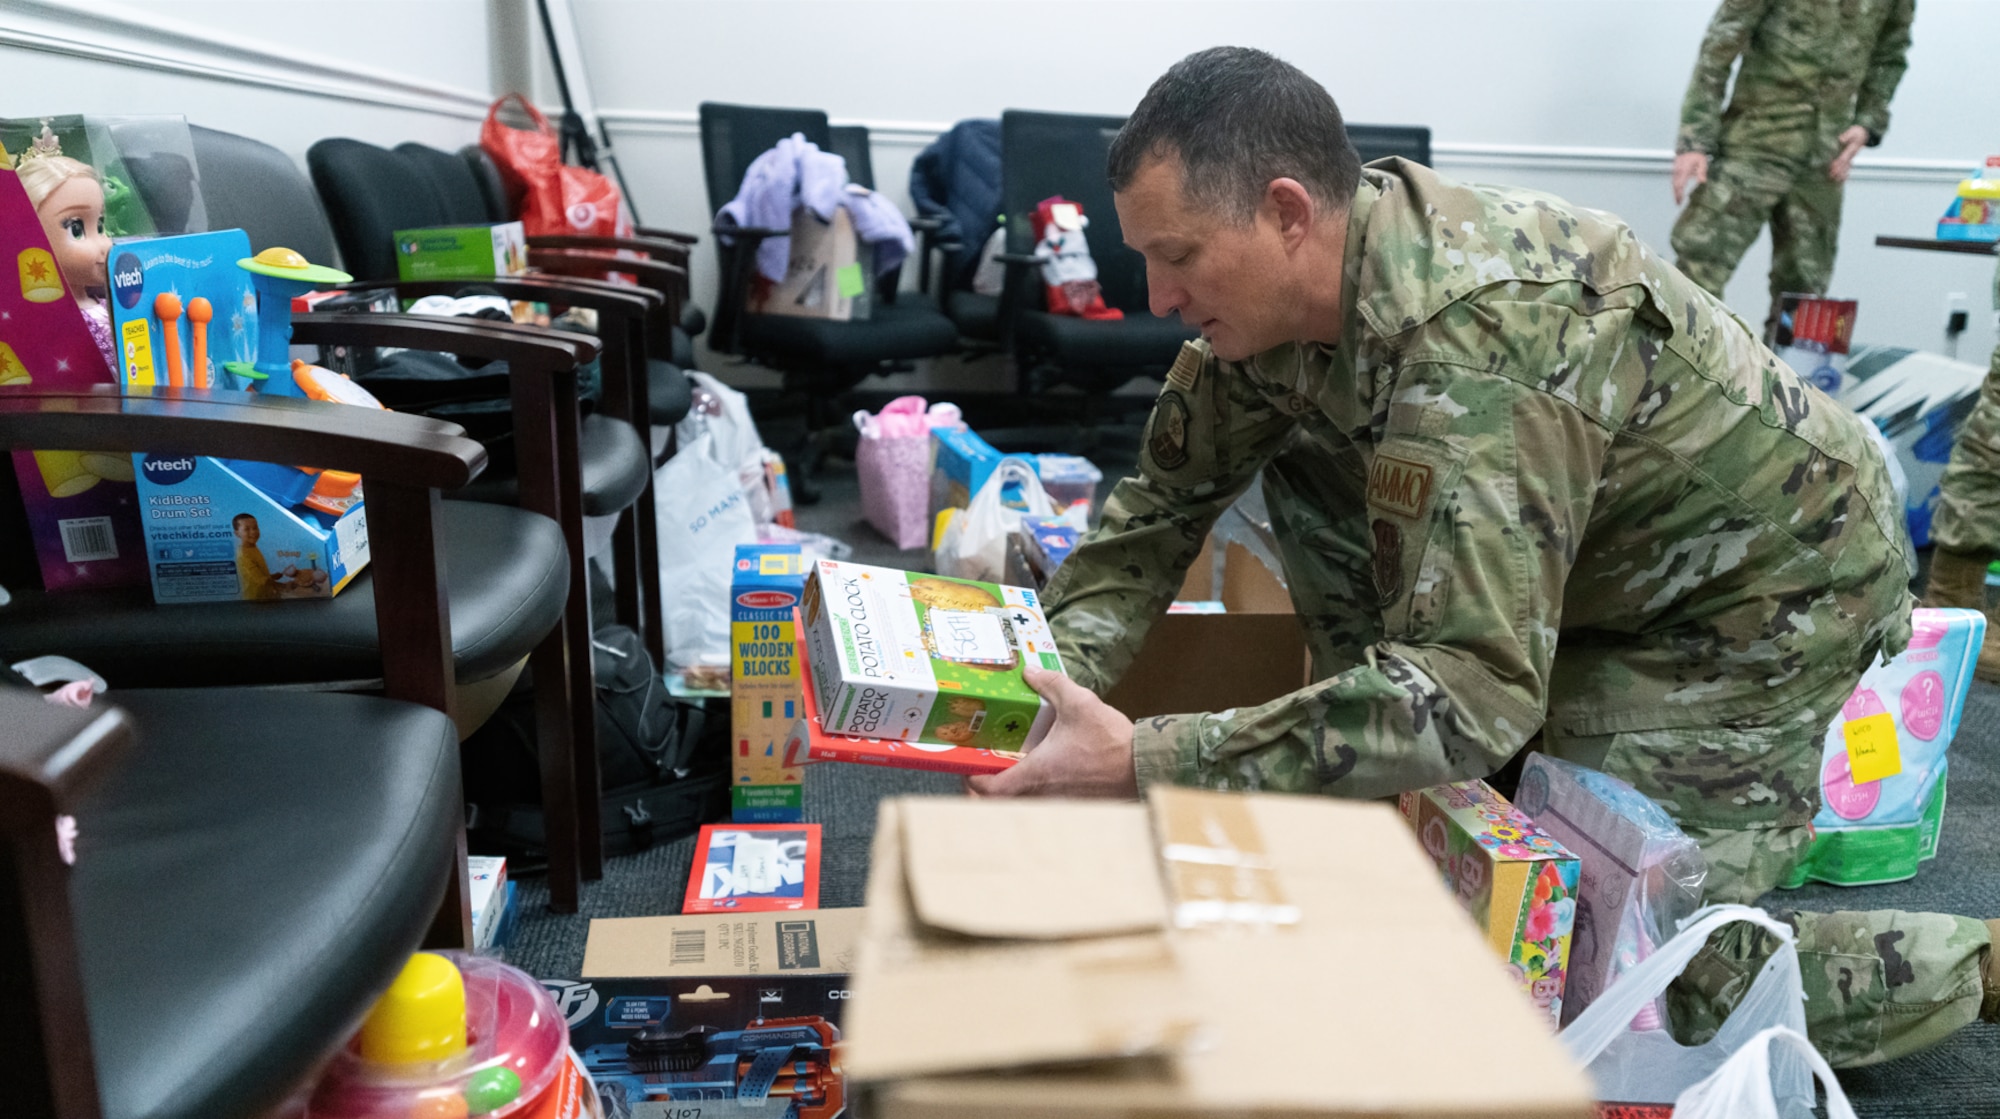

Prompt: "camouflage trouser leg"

[1259,433,1380,670]
[1671,152,1798,303]
[1929,303,2000,557]
[1765,171,1845,330]
[1668,825,1992,1068]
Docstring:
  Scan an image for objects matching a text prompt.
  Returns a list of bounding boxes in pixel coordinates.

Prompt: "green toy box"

[392,220,527,282]
[1398,779,1581,1024]
[799,559,1062,753]
[730,544,810,822]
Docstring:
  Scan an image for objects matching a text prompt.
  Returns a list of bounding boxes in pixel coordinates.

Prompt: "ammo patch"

[1371,518,1403,604]
[1367,453,1434,520]
[1165,342,1203,391]
[1149,390,1192,470]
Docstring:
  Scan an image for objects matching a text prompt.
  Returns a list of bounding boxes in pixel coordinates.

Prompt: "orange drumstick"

[154,292,186,388]
[186,297,213,388]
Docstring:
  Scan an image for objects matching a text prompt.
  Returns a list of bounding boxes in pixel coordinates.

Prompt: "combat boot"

[1924,550,2000,684]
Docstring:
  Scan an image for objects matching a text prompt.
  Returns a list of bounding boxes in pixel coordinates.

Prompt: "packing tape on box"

[1150,788,1300,929]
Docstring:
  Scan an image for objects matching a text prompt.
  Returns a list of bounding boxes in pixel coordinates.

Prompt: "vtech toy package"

[1398,779,1581,1024]
[1514,754,1706,1028]
[800,559,1062,753]
[1785,607,1984,888]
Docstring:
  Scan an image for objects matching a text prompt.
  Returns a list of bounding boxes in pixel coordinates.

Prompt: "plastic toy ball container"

[306,952,600,1119]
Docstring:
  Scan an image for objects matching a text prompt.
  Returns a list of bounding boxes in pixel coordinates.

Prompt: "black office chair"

[1348,124,1433,167]
[0,387,480,1119]
[995,110,1197,402]
[698,101,959,499]
[910,118,1005,350]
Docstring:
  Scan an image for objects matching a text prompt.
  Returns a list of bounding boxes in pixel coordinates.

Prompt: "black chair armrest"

[908,215,944,233]
[291,312,599,371]
[335,277,659,317]
[994,252,1043,267]
[0,693,132,812]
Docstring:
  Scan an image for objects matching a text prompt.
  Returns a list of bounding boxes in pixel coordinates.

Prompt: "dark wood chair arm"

[634,225,698,245]
[336,277,658,318]
[527,249,687,290]
[0,385,486,491]
[290,312,600,369]
[0,694,132,814]
[527,234,689,264]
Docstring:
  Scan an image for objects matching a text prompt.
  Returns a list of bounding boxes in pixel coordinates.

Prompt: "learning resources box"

[800,559,1062,753]
[393,220,528,282]
[731,544,810,822]
[1398,779,1581,1025]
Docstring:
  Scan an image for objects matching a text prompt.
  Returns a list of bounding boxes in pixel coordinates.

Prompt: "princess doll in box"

[10,122,115,371]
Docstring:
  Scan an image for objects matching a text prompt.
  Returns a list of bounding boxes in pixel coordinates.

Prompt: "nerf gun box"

[732,544,810,822]
[799,559,1063,753]
[1785,607,1984,888]
[575,908,861,1119]
[1397,779,1582,1025]
[111,231,368,603]
[393,220,527,282]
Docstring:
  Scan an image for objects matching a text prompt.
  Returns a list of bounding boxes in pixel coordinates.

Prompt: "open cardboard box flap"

[846,788,1596,1118]
[1105,541,1309,720]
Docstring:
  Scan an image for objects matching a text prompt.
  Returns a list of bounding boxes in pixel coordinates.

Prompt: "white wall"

[2,0,1992,374]
[573,0,1998,376]
[0,0,503,192]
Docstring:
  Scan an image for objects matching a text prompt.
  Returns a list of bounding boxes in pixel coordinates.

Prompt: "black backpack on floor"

[463,624,729,864]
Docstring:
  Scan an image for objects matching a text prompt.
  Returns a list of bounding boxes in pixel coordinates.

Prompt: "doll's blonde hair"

[13,152,99,212]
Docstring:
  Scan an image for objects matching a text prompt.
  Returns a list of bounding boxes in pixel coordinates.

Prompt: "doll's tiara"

[11,121,63,168]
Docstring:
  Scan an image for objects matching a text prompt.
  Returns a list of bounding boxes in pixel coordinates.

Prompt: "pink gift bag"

[855,396,960,550]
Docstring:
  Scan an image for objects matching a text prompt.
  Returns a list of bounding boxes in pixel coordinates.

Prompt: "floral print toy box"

[1398,779,1581,1024]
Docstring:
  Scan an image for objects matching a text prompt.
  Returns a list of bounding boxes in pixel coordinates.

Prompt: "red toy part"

[750,1016,844,1119]
[1029,195,1122,322]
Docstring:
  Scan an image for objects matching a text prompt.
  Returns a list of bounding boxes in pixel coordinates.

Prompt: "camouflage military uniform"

[1669,0,1914,327]
[1044,159,1993,1066]
[1928,256,2000,556]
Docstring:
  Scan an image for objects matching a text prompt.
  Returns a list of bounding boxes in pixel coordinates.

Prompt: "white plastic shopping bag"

[655,430,758,669]
[1672,1026,1856,1119]
[934,456,1053,582]
[1558,904,1809,1106]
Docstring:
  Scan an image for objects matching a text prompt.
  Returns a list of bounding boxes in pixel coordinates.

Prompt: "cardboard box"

[844,791,1594,1118]
[800,559,1062,752]
[754,205,870,321]
[1398,780,1582,1024]
[1104,539,1310,718]
[576,909,861,1119]
[392,220,527,282]
[732,543,810,821]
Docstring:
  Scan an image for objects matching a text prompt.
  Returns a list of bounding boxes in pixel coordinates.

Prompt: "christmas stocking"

[1030,195,1123,321]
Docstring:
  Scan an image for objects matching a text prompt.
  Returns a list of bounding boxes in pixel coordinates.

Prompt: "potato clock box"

[1786,606,1985,888]
[1398,779,1581,1025]
[732,543,811,822]
[800,559,1062,752]
[571,908,861,1119]
[392,220,527,282]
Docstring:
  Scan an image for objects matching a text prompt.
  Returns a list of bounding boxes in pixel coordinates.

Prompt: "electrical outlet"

[1947,292,1970,337]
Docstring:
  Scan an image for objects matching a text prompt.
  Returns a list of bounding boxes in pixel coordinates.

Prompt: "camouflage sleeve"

[1676,0,1768,154]
[1042,340,1295,694]
[1132,308,1634,800]
[1853,0,1914,143]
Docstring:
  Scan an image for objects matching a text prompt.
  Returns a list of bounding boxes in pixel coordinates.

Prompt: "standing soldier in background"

[1670,0,1915,335]
[1921,253,2000,680]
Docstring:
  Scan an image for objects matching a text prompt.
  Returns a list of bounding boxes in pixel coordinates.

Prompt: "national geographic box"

[800,559,1062,753]
[391,220,528,282]
[732,544,810,821]
[576,908,861,1119]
